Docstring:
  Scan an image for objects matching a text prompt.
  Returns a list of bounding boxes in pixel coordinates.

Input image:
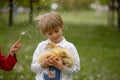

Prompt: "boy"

[31,12,80,80]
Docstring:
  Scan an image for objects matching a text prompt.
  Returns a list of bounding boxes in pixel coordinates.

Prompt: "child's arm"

[0,41,21,71]
[61,45,80,74]
[0,52,17,71]
[9,40,21,56]
[31,44,45,73]
[31,43,54,73]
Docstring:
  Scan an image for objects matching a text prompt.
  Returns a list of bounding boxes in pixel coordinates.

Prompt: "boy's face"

[45,28,63,43]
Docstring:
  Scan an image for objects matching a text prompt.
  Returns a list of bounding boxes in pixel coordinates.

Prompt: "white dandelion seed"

[18,31,26,41]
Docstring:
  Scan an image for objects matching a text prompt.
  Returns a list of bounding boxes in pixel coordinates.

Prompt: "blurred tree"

[117,0,120,28]
[16,0,33,23]
[100,0,108,5]
[61,0,74,10]
[108,0,120,28]
[17,0,51,22]
[34,0,51,10]
[33,0,51,15]
[30,0,33,23]
[108,0,115,27]
[16,0,29,7]
[99,0,119,28]
[2,0,119,27]
[0,0,8,16]
[78,0,94,9]
[55,0,94,10]
[9,0,13,26]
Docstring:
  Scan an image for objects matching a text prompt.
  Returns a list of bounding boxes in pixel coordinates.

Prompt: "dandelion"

[18,31,25,41]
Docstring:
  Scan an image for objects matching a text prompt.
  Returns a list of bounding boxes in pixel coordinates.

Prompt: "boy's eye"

[48,33,52,35]
[55,30,59,33]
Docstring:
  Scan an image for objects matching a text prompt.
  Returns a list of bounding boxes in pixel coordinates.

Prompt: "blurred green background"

[0,0,120,80]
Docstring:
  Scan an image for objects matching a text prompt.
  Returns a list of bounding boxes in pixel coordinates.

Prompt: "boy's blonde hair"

[38,12,63,35]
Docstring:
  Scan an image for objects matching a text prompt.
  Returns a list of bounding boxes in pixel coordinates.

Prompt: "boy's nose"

[52,33,57,37]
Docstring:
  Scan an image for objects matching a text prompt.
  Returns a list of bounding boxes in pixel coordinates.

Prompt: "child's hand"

[9,40,21,56]
[40,55,54,68]
[52,57,65,70]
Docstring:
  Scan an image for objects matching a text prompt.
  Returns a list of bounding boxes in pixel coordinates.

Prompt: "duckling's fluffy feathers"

[38,42,74,67]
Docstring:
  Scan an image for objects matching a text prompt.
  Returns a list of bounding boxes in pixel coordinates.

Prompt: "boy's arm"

[61,46,80,74]
[31,58,45,73]
[31,44,46,73]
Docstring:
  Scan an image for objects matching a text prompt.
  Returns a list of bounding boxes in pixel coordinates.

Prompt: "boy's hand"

[52,57,65,70]
[9,40,21,56]
[40,55,55,68]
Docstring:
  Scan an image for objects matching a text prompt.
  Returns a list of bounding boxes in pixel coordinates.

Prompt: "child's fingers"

[12,41,19,47]
[52,57,60,63]
[55,57,61,61]
[15,40,21,46]
[14,41,21,48]
[46,55,52,59]
[64,64,69,67]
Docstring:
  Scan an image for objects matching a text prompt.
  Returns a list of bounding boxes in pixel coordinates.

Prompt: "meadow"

[0,10,120,80]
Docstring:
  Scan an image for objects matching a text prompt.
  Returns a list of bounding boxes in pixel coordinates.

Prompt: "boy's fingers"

[64,64,69,67]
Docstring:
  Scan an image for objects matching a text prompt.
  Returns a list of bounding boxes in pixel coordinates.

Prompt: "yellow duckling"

[38,42,74,67]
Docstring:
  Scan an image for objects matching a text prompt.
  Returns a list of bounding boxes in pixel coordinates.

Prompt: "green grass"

[0,10,120,80]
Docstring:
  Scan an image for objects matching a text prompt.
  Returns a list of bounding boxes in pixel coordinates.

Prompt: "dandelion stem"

[18,34,22,41]
[18,31,25,41]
